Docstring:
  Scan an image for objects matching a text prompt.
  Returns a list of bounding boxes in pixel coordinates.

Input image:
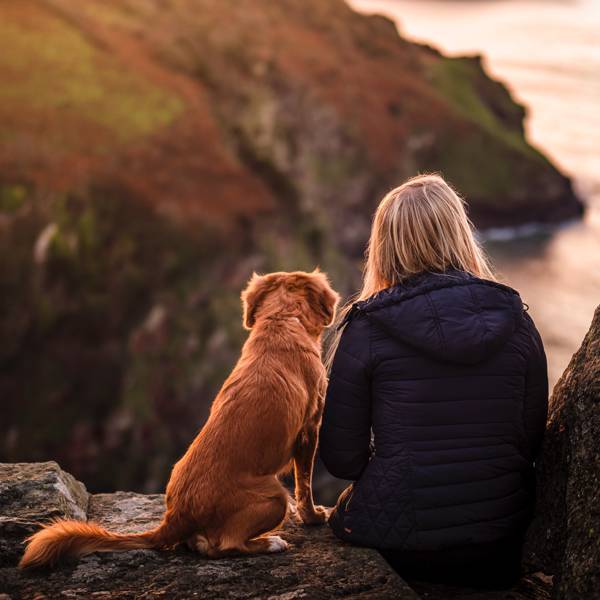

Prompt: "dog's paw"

[287,500,303,522]
[266,535,289,553]
[299,504,330,526]
[188,533,210,555]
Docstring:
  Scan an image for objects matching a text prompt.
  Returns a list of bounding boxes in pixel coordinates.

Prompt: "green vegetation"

[0,14,183,148]
[0,184,27,213]
[0,188,234,490]
[421,127,519,200]
[415,55,562,206]
[429,56,547,163]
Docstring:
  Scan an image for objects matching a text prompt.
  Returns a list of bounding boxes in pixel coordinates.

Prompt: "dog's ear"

[241,272,279,329]
[308,269,340,327]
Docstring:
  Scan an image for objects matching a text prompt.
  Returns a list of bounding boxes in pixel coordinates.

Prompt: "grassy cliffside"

[0,0,582,228]
[0,0,583,493]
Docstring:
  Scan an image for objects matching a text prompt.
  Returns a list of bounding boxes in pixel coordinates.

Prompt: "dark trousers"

[380,535,523,589]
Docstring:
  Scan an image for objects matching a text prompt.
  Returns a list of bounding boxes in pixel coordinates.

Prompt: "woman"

[319,174,548,588]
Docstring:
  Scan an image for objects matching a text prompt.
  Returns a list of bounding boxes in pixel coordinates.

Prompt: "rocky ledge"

[0,463,551,600]
[0,462,415,600]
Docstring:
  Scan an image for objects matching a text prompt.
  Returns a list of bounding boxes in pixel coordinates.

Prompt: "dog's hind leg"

[202,480,289,558]
[245,533,288,554]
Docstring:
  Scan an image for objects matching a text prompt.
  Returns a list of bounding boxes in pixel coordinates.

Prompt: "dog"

[19,269,339,567]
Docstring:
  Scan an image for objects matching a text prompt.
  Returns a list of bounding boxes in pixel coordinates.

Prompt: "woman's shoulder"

[332,310,372,369]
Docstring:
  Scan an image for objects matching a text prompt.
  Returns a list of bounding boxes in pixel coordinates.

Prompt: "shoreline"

[478,217,582,243]
[479,177,598,242]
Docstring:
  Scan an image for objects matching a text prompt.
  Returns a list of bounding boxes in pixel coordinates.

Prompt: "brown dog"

[20,269,339,567]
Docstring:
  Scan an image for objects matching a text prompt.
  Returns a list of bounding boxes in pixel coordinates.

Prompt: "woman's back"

[320,269,548,552]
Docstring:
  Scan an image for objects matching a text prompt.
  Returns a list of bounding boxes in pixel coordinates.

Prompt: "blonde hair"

[326,173,495,369]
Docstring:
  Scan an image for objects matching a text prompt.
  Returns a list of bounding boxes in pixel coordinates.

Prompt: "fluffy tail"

[19,517,184,569]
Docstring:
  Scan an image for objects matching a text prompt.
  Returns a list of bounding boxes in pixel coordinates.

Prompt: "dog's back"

[169,314,323,507]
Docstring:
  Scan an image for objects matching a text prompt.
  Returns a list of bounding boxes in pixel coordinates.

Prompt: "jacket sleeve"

[319,314,372,480]
[523,313,549,461]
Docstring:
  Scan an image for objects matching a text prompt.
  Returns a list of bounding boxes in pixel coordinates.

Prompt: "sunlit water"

[351,0,600,389]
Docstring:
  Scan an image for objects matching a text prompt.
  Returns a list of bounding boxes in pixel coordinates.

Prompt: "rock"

[524,305,600,598]
[0,463,417,600]
[87,493,165,535]
[408,572,553,600]
[0,462,88,567]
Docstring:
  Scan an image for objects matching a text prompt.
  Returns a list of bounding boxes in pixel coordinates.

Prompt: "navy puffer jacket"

[320,270,548,551]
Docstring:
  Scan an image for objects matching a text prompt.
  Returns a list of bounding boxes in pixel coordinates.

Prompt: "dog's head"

[241,269,339,334]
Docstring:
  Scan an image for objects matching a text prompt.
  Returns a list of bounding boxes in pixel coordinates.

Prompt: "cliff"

[0,0,585,495]
[524,305,600,599]
[0,0,582,231]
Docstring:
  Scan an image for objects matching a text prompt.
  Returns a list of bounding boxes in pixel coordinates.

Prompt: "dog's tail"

[19,516,187,569]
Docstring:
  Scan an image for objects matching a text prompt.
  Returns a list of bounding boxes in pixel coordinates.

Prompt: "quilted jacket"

[320,269,548,551]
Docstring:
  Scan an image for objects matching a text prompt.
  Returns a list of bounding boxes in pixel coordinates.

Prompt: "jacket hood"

[350,270,524,365]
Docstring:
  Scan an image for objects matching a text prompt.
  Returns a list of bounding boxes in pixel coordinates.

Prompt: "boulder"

[0,462,88,567]
[524,305,600,598]
[0,463,416,600]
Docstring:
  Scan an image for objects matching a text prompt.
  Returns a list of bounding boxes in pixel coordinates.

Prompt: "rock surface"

[0,463,417,600]
[0,462,557,600]
[0,462,88,567]
[524,305,600,599]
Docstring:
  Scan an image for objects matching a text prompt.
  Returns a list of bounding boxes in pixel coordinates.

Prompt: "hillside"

[1,0,582,229]
[0,0,584,494]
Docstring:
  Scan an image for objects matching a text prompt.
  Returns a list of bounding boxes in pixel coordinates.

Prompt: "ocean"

[350,0,600,389]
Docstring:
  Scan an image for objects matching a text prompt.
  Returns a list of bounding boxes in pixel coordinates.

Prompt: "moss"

[0,13,183,147]
[416,55,563,205]
[426,129,518,199]
[311,154,358,187]
[429,56,547,163]
[0,184,27,213]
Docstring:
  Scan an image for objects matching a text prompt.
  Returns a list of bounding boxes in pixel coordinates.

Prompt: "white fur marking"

[266,535,288,553]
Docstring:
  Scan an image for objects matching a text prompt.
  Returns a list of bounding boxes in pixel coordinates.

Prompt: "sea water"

[351,0,600,389]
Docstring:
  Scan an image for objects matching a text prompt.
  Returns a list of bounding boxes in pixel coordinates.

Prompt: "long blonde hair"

[326,173,495,369]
